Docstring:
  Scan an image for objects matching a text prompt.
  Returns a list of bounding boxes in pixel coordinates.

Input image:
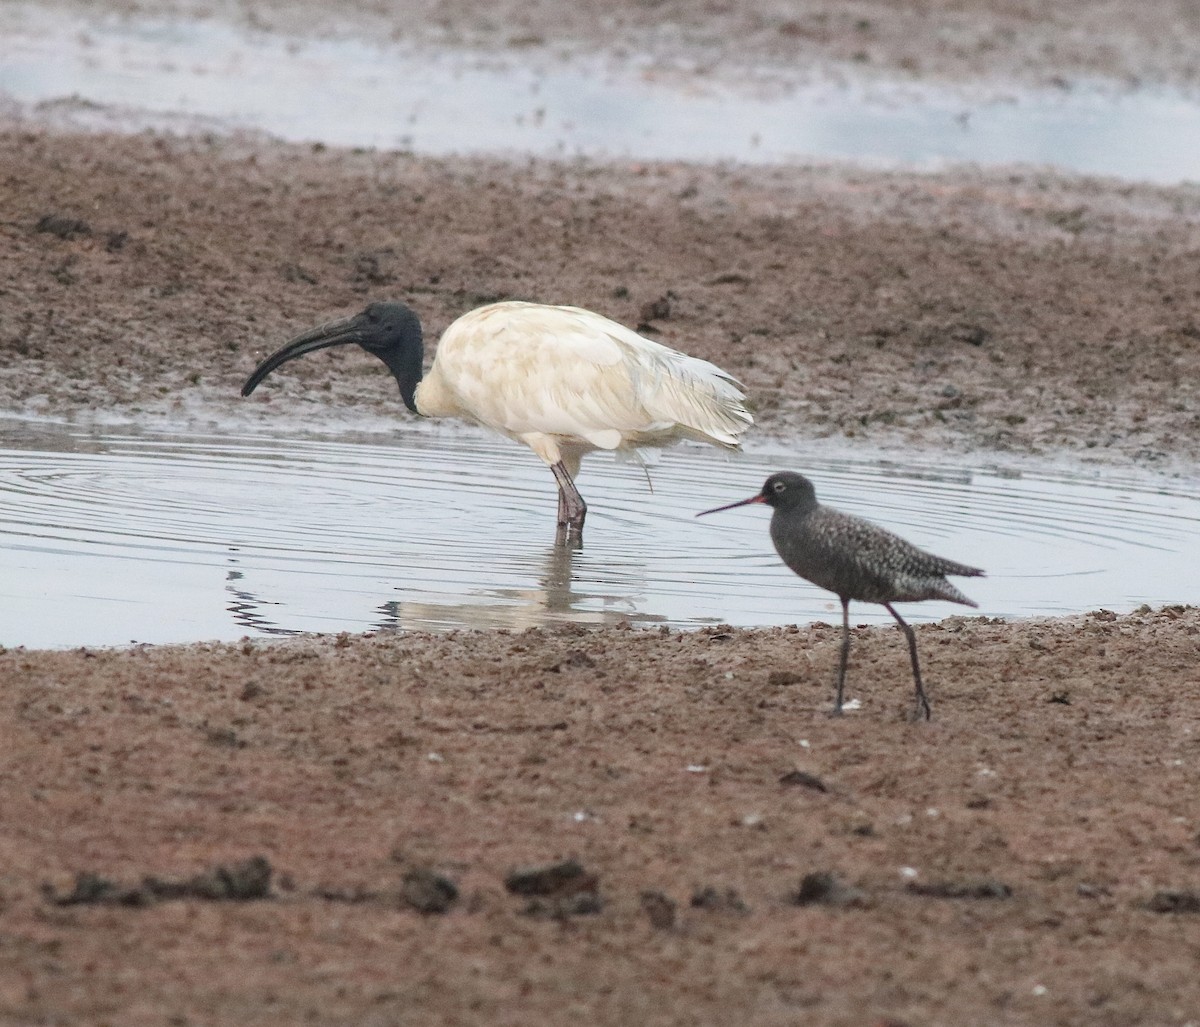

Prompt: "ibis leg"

[832,597,852,716]
[550,461,587,541]
[884,602,932,721]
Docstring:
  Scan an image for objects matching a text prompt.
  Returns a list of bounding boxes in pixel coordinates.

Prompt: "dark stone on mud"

[506,859,601,917]
[638,292,673,324]
[639,890,677,930]
[401,868,459,914]
[43,872,150,907]
[49,872,114,905]
[1144,889,1200,914]
[504,858,594,897]
[707,271,752,286]
[767,670,805,686]
[239,681,265,701]
[35,213,92,239]
[791,871,870,908]
[907,877,1012,900]
[43,856,272,906]
[203,725,244,748]
[779,769,827,791]
[690,886,750,914]
[146,856,273,901]
[946,321,990,346]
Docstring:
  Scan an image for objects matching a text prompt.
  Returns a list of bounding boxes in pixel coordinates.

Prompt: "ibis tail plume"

[242,300,753,543]
[698,471,984,720]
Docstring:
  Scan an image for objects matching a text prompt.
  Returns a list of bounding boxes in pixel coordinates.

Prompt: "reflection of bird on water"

[700,471,984,721]
[224,567,303,637]
[223,543,660,636]
[241,300,752,545]
[371,542,664,633]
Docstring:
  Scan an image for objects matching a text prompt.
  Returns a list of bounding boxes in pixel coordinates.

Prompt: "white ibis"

[242,300,753,542]
[699,471,984,720]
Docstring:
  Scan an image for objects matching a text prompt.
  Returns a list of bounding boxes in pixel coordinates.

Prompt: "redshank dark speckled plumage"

[698,471,984,720]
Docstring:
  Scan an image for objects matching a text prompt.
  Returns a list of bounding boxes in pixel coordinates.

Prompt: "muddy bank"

[3,129,1200,469]
[2,607,1199,1025]
[3,2,1200,1019]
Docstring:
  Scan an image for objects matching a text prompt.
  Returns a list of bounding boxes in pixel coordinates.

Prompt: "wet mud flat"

[3,7,1200,1020]
[3,128,1200,468]
[3,607,1200,1025]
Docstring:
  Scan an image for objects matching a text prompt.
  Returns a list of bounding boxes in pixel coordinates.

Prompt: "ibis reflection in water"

[241,301,753,544]
[224,541,649,636]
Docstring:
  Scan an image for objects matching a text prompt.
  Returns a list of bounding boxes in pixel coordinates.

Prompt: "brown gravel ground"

[4,2,1200,1022]
[3,609,1200,1026]
[3,129,1200,466]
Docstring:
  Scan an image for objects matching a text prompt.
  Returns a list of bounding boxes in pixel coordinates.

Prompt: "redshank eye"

[772,480,786,493]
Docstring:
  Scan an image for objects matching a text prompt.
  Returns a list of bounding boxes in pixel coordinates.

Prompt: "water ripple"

[0,420,1197,648]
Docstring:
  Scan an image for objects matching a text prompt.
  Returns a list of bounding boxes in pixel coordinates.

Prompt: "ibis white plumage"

[242,300,753,542]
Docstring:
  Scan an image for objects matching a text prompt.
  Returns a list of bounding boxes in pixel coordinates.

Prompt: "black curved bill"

[241,314,365,396]
[696,493,766,517]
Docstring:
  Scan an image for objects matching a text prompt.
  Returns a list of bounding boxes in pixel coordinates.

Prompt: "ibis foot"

[552,461,587,545]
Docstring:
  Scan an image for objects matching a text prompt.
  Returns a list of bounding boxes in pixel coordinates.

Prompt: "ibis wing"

[591,311,754,447]
[436,302,752,449]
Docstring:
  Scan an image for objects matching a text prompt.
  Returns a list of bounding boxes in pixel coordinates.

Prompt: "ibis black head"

[697,471,818,517]
[241,302,425,413]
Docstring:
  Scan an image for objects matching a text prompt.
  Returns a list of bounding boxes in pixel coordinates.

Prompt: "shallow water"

[1,419,1196,649]
[1,6,1198,183]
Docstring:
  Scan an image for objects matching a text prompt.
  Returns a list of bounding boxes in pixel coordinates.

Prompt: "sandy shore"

[2,1,1200,1023]
[5,609,1200,1025]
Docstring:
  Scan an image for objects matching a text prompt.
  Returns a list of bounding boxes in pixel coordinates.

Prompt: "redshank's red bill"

[698,471,984,721]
